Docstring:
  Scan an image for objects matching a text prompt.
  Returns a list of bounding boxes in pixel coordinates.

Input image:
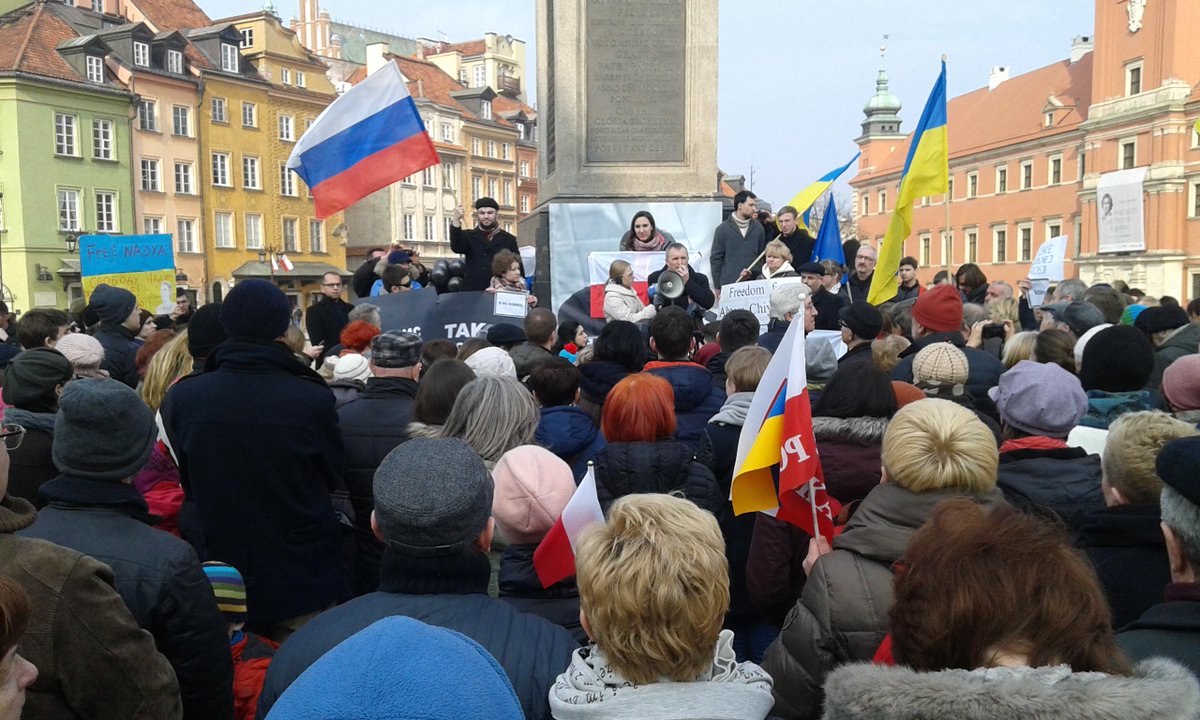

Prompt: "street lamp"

[65,234,78,253]
[258,243,282,283]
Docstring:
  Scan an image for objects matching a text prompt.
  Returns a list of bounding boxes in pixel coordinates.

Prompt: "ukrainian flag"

[868,61,949,305]
[783,153,861,233]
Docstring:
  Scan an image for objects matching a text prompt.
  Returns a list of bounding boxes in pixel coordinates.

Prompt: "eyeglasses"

[322,283,342,288]
[0,424,25,451]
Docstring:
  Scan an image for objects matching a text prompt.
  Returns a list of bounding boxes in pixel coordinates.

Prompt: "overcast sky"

[206,0,1095,207]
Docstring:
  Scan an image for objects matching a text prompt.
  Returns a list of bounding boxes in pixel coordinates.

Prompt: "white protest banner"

[493,291,529,318]
[717,278,808,332]
[1097,168,1147,253]
[1027,235,1068,309]
[1028,279,1052,309]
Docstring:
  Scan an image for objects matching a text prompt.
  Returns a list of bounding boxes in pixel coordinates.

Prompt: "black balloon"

[433,258,449,273]
[446,276,464,293]
[447,259,466,278]
[430,267,449,291]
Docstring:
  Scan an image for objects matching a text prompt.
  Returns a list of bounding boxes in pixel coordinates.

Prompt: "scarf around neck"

[710,392,754,427]
[633,231,666,252]
[732,214,751,237]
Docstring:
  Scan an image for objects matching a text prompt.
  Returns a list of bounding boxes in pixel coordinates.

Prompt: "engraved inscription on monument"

[585,0,686,163]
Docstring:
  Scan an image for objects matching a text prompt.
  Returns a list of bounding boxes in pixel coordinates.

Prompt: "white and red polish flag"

[533,463,606,588]
[587,251,657,319]
[280,254,295,272]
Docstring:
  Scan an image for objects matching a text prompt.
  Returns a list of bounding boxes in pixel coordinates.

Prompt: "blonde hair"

[872,334,911,373]
[1001,331,1037,369]
[988,297,1019,325]
[141,330,192,411]
[608,259,631,284]
[764,239,792,263]
[576,493,728,685]
[284,325,306,355]
[1103,411,1199,505]
[725,346,771,393]
[882,399,998,494]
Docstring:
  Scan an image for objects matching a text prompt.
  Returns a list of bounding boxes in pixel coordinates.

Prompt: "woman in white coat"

[603,259,657,323]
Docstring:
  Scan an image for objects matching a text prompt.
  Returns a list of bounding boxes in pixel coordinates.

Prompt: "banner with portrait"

[1096,168,1147,254]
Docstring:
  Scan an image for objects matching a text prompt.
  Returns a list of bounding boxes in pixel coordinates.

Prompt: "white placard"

[716,277,808,332]
[807,329,847,359]
[1097,168,1148,253]
[1028,236,1068,282]
[1028,278,1052,309]
[519,245,537,278]
[493,291,529,318]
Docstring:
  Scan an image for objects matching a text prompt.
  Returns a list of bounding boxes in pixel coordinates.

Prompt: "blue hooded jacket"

[535,406,606,482]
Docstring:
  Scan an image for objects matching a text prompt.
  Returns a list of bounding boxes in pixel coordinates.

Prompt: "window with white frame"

[1047,221,1062,240]
[520,195,529,213]
[424,215,434,241]
[57,188,81,231]
[459,67,468,86]
[221,44,238,72]
[515,122,525,140]
[403,213,414,241]
[487,178,497,198]
[919,233,931,266]
[441,122,454,143]
[480,100,492,120]
[309,219,324,252]
[1121,139,1136,170]
[239,28,253,48]
[211,97,227,123]
[473,65,485,88]
[503,222,512,233]
[966,229,978,263]
[1020,161,1033,189]
[486,140,496,157]
[296,71,306,88]
[245,213,263,249]
[242,155,260,189]
[502,143,511,160]
[993,226,1007,263]
[174,162,193,194]
[85,56,104,83]
[967,171,978,198]
[92,118,113,160]
[1190,180,1200,218]
[443,217,452,239]
[946,177,954,203]
[94,191,117,232]
[143,216,162,235]
[280,68,291,85]
[1044,111,1054,128]
[176,217,196,253]
[519,160,529,178]
[861,193,869,216]
[1049,155,1063,185]
[878,189,887,213]
[472,175,482,198]
[167,49,183,74]
[996,165,1008,193]
[503,180,512,205]
[442,162,455,190]
[941,230,953,265]
[282,218,299,252]
[1018,223,1033,261]
[214,211,234,248]
[242,102,256,127]
[278,114,294,142]
[133,41,150,67]
[471,138,481,155]
[279,164,297,196]
[172,105,190,137]
[423,166,436,187]
[139,158,161,191]
[54,113,77,156]
[211,152,230,186]
[1125,61,1143,96]
[137,99,157,131]
[1193,125,1200,148]
[1078,151,1086,178]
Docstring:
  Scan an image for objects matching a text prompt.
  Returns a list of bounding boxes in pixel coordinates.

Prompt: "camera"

[981,323,1007,340]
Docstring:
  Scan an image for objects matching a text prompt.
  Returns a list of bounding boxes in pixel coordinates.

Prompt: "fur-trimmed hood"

[405,421,443,439]
[822,659,1200,720]
[811,416,889,445]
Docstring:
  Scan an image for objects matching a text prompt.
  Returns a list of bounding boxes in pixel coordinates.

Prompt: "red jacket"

[231,631,278,720]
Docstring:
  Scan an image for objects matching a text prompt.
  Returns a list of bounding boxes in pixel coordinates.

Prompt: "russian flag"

[730,314,839,541]
[533,463,606,588]
[287,61,439,219]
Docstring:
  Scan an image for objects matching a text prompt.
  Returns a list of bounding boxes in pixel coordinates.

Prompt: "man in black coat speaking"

[450,197,520,292]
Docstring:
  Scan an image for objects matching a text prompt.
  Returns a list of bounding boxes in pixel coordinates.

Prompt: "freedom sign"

[79,234,176,315]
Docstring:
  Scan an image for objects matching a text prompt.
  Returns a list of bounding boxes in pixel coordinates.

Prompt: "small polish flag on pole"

[280,254,295,272]
[533,462,606,588]
[270,255,280,273]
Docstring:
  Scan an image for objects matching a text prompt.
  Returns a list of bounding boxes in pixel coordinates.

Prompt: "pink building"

[852,0,1200,298]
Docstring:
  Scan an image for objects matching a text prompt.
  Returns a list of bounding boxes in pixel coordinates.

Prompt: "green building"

[0,2,135,311]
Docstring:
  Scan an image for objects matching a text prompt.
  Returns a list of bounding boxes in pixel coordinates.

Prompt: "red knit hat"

[912,284,963,333]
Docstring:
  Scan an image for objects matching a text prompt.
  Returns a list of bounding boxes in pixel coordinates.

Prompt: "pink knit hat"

[490,446,576,544]
[1162,354,1200,412]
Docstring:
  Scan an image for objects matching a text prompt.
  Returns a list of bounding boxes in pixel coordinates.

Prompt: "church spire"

[860,36,903,140]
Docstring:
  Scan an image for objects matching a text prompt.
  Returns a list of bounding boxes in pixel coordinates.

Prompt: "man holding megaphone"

[647,242,715,312]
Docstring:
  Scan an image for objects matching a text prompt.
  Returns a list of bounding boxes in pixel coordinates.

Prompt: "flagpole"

[942,53,951,273]
[809,487,821,544]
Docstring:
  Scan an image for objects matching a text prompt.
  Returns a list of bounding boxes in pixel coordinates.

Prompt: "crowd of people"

[0,191,1199,720]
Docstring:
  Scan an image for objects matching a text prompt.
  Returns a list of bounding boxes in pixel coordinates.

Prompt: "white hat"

[464,347,517,379]
[332,353,372,383]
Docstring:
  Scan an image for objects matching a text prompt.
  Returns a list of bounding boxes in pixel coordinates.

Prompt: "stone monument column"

[520,0,720,312]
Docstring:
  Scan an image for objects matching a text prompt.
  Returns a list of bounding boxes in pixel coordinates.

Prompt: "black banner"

[357,289,526,343]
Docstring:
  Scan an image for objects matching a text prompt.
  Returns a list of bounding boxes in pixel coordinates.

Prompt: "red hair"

[339,320,380,353]
[602,373,676,442]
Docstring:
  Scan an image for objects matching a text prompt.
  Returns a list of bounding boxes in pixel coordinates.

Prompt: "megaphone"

[656,270,685,300]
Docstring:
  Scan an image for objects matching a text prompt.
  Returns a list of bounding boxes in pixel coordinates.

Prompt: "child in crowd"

[203,562,278,720]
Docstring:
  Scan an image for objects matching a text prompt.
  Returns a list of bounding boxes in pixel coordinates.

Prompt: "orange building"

[851,0,1200,298]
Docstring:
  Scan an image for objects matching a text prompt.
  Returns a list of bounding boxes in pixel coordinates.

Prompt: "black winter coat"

[257,550,576,720]
[997,445,1104,532]
[3,408,57,508]
[336,376,418,594]
[779,231,816,267]
[21,477,234,720]
[707,350,732,389]
[350,257,378,299]
[498,542,587,644]
[643,362,726,449]
[1119,584,1200,678]
[838,272,874,305]
[161,339,347,625]
[705,419,756,618]
[449,224,519,292]
[305,296,353,364]
[648,265,716,311]
[891,332,1006,416]
[811,287,845,332]
[1078,503,1171,628]
[577,360,634,425]
[593,440,723,515]
[94,323,139,387]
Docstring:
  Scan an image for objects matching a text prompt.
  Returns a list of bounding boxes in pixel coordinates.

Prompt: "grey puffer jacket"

[760,482,1006,720]
[822,659,1199,720]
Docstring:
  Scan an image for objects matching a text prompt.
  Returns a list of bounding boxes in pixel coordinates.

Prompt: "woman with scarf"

[618,210,674,252]
[602,259,656,324]
[487,250,537,307]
